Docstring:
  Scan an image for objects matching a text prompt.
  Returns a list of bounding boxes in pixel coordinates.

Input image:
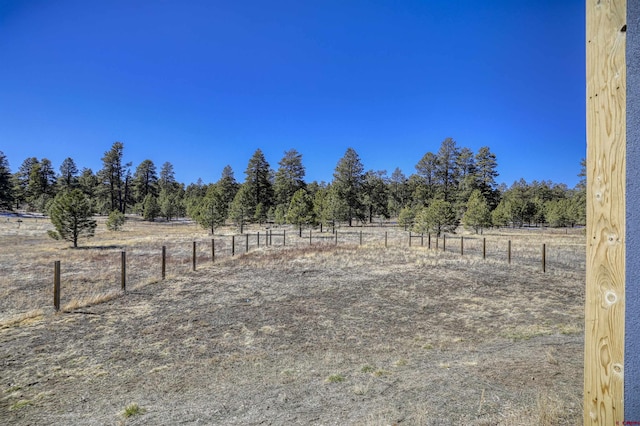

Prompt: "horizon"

[1,0,585,188]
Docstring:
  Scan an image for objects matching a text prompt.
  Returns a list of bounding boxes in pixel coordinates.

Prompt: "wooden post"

[428,233,431,249]
[360,231,363,245]
[482,238,486,260]
[542,243,546,273]
[283,230,286,246]
[409,232,412,247]
[211,239,215,263]
[53,260,60,311]
[162,246,166,279]
[585,0,627,422]
[245,233,249,253]
[421,233,424,247]
[257,232,260,247]
[443,234,446,252]
[385,231,388,248]
[507,240,511,264]
[232,235,235,256]
[121,251,126,292]
[460,236,464,256]
[192,241,196,271]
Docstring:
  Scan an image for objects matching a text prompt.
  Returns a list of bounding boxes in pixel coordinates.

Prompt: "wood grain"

[585,0,626,424]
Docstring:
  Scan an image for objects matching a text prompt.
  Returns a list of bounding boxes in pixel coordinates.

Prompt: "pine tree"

[388,167,408,217]
[195,185,226,234]
[332,148,365,226]
[98,142,130,213]
[48,189,97,248]
[362,170,389,223]
[244,149,274,221]
[413,199,457,237]
[132,159,158,204]
[286,188,313,227]
[434,138,459,202]
[474,146,499,207]
[415,152,437,202]
[0,151,14,210]
[462,190,491,233]
[58,157,79,192]
[274,149,306,207]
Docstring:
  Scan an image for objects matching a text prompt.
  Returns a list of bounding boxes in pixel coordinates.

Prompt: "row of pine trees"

[0,138,585,234]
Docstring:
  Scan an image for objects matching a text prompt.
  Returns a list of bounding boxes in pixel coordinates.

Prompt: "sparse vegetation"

[0,219,585,424]
[123,402,145,418]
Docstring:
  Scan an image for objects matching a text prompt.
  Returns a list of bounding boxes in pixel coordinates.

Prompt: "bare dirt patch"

[1,220,584,424]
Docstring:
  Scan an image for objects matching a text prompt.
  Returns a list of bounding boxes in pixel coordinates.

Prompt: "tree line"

[0,138,585,245]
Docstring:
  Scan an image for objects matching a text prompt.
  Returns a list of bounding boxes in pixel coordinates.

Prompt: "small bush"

[106,210,126,231]
[326,374,345,383]
[123,402,145,418]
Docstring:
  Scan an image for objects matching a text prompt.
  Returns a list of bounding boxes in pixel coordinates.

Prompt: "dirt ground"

[1,219,585,425]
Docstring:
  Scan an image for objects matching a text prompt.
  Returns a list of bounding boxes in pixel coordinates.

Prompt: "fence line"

[48,230,573,312]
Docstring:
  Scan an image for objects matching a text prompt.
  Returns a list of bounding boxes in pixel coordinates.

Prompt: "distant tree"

[462,190,491,234]
[98,142,131,213]
[27,158,56,211]
[48,189,97,248]
[287,188,314,227]
[387,167,408,217]
[142,194,160,221]
[159,161,177,192]
[158,186,183,221]
[216,165,239,214]
[415,152,437,202]
[243,149,274,222]
[397,206,417,230]
[332,147,365,226]
[362,170,389,223]
[77,168,99,211]
[229,184,252,231]
[413,199,457,237]
[474,146,499,207]
[0,151,14,210]
[274,149,306,208]
[455,147,477,206]
[106,210,126,231]
[132,159,158,204]
[195,185,227,234]
[491,199,512,227]
[434,138,460,202]
[14,157,38,208]
[58,157,79,192]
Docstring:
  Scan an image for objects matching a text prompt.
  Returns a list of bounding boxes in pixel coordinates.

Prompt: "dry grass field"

[0,216,585,425]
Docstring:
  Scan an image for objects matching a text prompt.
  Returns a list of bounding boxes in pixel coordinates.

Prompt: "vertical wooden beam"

[53,261,60,311]
[585,0,626,423]
[626,0,640,418]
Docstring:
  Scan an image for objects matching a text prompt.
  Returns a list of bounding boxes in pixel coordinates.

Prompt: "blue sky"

[0,0,585,188]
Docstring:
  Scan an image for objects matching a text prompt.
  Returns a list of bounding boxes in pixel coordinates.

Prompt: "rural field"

[1,217,585,425]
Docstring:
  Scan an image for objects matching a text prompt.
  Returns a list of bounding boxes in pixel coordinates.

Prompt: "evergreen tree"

[243,149,274,221]
[434,138,459,202]
[462,190,491,233]
[98,142,130,213]
[332,147,365,226]
[159,161,177,192]
[415,152,437,202]
[195,185,226,233]
[132,159,159,204]
[274,149,306,207]
[48,189,97,248]
[413,199,457,237]
[287,188,314,227]
[387,167,408,217]
[0,151,14,210]
[455,147,477,206]
[216,165,239,214]
[362,170,389,223]
[58,157,79,192]
[491,199,512,227]
[26,158,56,211]
[229,184,252,231]
[474,146,499,207]
[15,157,38,208]
[142,194,160,221]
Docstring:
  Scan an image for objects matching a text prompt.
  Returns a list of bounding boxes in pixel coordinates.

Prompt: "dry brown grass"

[0,216,585,424]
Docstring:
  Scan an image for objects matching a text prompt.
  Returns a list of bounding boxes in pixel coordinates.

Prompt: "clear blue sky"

[0,0,585,188]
